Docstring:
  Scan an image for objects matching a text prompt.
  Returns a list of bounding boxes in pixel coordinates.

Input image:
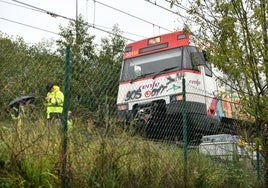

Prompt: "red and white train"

[117,31,240,140]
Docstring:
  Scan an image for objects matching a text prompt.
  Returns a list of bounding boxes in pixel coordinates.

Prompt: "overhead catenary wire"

[0,0,32,11]
[91,0,146,39]
[1,0,180,42]
[1,0,137,41]
[94,0,172,32]
[2,0,173,41]
[0,16,136,42]
[144,0,190,21]
[0,0,211,46]
[0,16,59,35]
[0,0,216,49]
[162,0,187,27]
[2,0,203,42]
[10,0,76,21]
[93,23,146,38]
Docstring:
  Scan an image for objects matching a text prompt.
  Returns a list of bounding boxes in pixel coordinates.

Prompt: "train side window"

[205,62,212,77]
[183,46,200,71]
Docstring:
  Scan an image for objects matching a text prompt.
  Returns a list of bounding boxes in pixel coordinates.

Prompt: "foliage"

[171,0,267,117]
[0,119,259,187]
[56,16,126,121]
[98,24,126,66]
[56,15,97,119]
[0,119,60,187]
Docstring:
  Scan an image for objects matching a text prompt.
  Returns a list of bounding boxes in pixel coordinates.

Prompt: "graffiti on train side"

[124,76,181,101]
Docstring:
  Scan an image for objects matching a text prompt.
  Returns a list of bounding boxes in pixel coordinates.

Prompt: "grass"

[0,118,260,187]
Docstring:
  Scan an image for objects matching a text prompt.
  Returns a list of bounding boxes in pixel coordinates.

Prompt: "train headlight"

[170,94,183,102]
[117,104,128,111]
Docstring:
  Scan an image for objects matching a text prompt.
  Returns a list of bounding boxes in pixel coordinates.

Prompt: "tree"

[56,17,126,122]
[171,0,267,185]
[56,15,97,118]
[98,24,126,66]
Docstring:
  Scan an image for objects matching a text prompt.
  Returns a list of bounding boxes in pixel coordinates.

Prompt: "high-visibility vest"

[44,85,64,119]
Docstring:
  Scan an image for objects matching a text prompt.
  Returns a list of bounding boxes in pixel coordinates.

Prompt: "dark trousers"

[47,113,62,126]
[49,113,62,120]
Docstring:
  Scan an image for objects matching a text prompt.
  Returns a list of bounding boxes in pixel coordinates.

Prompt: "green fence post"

[182,75,188,187]
[255,107,261,186]
[61,45,70,188]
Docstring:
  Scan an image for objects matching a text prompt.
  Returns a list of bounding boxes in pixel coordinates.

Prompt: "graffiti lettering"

[125,88,142,101]
[151,85,167,96]
[125,76,176,100]
[166,84,181,92]
[139,81,160,90]
[166,76,175,85]
[151,76,175,96]
[189,79,201,86]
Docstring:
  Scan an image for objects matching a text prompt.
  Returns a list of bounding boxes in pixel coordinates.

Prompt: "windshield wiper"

[152,66,178,79]
[130,72,155,83]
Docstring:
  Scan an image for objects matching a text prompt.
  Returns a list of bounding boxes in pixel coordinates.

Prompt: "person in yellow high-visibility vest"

[43,83,64,124]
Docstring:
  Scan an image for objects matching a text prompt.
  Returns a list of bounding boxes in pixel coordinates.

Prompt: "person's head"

[46,82,54,92]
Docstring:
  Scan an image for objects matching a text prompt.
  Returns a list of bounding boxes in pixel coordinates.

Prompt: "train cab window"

[182,46,200,71]
[121,48,182,81]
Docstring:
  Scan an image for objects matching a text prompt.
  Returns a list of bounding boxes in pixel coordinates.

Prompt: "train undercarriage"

[126,100,239,143]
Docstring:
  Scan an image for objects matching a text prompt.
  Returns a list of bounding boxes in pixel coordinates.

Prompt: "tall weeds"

[0,119,259,187]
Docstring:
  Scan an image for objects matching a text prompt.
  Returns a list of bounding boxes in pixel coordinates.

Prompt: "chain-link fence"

[0,36,264,187]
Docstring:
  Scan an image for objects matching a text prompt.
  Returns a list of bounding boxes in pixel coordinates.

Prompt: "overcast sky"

[0,0,185,45]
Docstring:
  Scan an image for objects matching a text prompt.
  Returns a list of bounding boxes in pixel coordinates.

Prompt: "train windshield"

[120,46,199,82]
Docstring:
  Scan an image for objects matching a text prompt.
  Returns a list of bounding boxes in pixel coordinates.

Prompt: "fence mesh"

[0,34,264,187]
